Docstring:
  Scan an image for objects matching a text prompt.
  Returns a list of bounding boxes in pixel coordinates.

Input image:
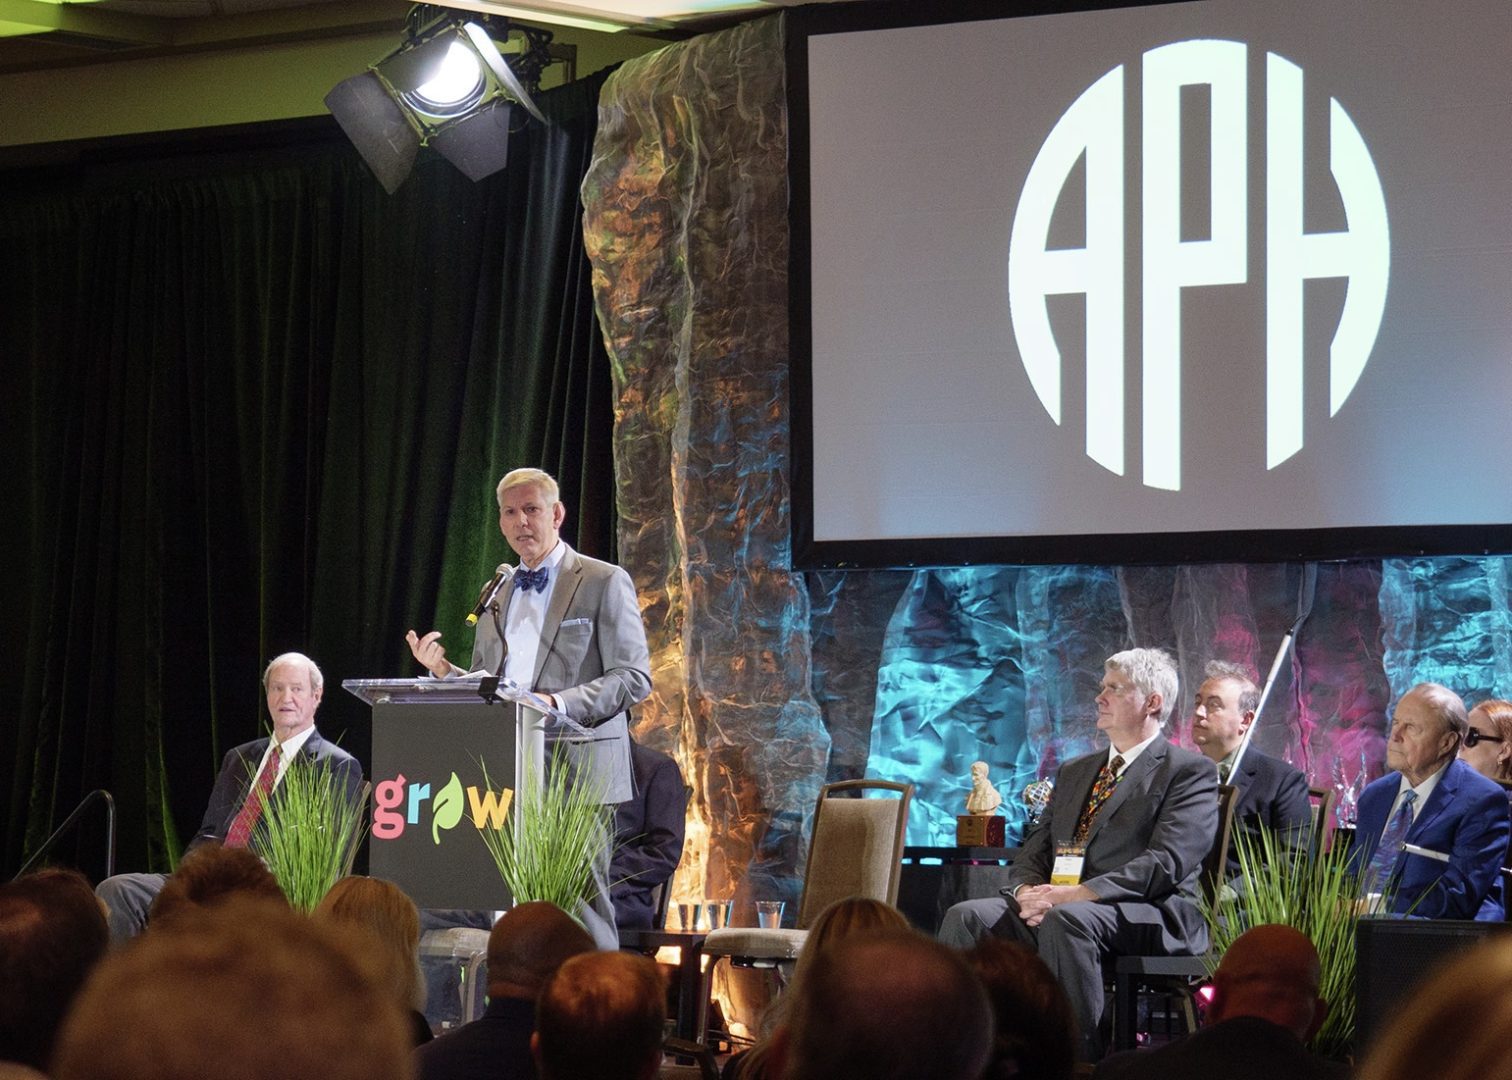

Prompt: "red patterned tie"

[1074,754,1126,843]
[225,745,281,849]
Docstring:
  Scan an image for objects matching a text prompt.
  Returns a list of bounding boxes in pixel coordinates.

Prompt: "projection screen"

[789,0,1512,568]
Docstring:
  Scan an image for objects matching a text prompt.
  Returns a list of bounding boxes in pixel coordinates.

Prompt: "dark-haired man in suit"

[406,467,653,947]
[1190,661,1313,878]
[939,647,1217,1060]
[95,652,363,943]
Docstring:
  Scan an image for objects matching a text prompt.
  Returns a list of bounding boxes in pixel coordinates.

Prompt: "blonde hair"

[796,896,912,980]
[313,876,422,1011]
[53,898,409,1080]
[496,468,560,509]
[734,898,912,1080]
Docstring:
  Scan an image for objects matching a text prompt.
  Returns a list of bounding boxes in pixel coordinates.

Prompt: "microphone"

[465,565,509,626]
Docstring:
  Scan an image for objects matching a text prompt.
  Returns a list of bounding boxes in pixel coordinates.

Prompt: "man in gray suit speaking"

[940,648,1218,1060]
[406,468,653,947]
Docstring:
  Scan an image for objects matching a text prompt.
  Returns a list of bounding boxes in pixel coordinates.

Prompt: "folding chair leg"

[1113,969,1139,1051]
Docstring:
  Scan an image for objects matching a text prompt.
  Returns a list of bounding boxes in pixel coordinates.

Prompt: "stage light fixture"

[325,6,552,195]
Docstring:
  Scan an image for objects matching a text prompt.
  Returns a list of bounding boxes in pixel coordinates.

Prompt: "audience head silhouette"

[968,937,1078,1080]
[1209,924,1327,1042]
[314,875,424,1012]
[1355,932,1512,1080]
[146,842,287,932]
[486,899,595,999]
[52,897,410,1080]
[532,950,665,1080]
[0,868,109,1070]
[778,928,993,1080]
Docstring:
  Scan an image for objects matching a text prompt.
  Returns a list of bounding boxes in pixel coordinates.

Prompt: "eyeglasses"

[1464,728,1505,748]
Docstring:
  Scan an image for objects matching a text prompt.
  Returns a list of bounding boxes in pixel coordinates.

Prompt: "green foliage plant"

[478,752,611,924]
[1200,821,1375,1060]
[251,754,366,911]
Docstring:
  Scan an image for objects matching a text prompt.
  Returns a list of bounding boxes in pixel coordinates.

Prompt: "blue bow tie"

[514,566,550,594]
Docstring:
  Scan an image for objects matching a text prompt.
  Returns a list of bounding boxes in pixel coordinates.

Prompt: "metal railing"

[11,789,116,881]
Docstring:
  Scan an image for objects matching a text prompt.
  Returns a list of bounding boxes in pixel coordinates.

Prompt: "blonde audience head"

[729,896,912,1080]
[52,897,410,1080]
[313,875,424,1012]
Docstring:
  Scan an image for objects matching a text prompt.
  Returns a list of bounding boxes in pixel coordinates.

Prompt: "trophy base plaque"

[956,814,1005,847]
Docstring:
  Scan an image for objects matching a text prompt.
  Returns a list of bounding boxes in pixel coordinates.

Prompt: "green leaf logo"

[432,772,465,844]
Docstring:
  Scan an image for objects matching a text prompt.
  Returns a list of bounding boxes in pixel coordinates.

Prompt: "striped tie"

[225,745,281,849]
[1074,755,1125,843]
[1360,790,1417,897]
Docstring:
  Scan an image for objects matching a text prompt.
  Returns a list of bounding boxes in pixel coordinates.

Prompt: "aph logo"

[1008,40,1390,491]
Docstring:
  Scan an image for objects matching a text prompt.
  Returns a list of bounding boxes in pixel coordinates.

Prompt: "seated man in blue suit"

[1351,682,1511,920]
[1190,661,1313,878]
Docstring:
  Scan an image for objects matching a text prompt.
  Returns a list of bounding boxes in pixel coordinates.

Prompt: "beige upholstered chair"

[696,778,912,1038]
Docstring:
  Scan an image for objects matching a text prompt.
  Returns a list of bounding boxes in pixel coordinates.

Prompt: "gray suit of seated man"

[939,647,1217,1061]
[96,652,363,943]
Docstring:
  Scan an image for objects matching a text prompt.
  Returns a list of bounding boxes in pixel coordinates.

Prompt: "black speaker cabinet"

[1355,918,1512,1051]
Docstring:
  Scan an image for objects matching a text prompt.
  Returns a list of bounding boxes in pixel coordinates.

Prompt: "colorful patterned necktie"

[1360,789,1417,896]
[225,744,281,849]
[1074,754,1126,843]
[514,566,550,593]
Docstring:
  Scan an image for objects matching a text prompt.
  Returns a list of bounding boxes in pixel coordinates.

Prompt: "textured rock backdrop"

[583,15,1512,919]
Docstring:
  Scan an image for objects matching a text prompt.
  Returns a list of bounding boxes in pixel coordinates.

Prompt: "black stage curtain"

[0,70,617,878]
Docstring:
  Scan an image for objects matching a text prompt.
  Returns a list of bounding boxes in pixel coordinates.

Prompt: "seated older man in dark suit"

[1351,682,1511,920]
[95,652,363,943]
[940,647,1218,1061]
[1189,661,1312,877]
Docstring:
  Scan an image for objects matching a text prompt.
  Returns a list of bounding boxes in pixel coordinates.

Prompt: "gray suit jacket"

[1007,735,1219,949]
[470,543,652,804]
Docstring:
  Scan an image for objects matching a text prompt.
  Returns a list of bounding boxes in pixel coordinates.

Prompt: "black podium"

[343,677,585,910]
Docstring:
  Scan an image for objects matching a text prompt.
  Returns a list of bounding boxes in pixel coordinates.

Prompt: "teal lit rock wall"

[584,17,1512,899]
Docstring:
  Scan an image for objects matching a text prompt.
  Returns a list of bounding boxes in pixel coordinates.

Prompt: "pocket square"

[561,617,592,628]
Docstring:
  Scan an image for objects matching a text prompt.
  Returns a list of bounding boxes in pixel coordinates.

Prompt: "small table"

[618,927,710,1044]
[898,846,1019,935]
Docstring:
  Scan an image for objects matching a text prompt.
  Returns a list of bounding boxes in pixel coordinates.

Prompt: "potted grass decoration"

[252,754,366,911]
[1201,821,1372,1060]
[478,752,611,923]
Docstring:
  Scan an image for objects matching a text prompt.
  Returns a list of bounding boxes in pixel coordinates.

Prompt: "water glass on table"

[755,900,785,929]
